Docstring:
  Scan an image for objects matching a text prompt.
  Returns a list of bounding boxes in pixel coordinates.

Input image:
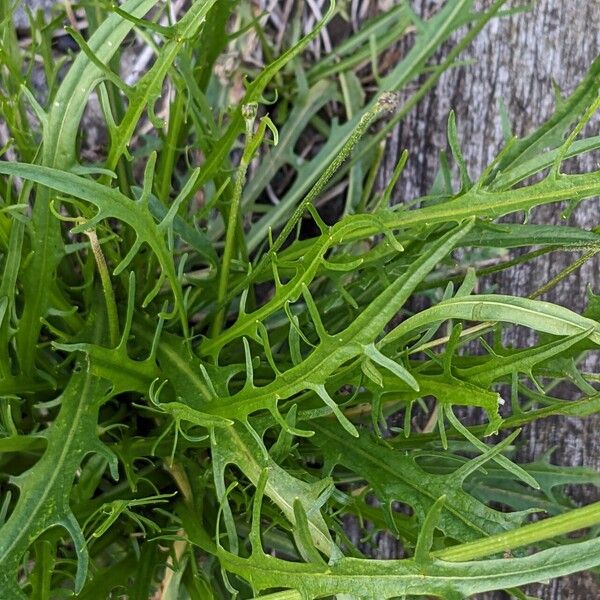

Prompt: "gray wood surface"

[377,1,600,598]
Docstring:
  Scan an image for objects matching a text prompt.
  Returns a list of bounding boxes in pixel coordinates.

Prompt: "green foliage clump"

[1,1,600,598]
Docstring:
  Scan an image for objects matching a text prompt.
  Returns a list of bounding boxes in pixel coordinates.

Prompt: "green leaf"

[311,421,526,543]
[0,371,113,596]
[384,295,600,347]
[0,161,189,334]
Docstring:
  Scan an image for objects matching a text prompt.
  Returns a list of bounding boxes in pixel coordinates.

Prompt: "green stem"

[529,248,600,299]
[435,501,600,562]
[210,105,257,337]
[356,139,386,214]
[108,86,134,199]
[224,93,398,308]
[269,92,398,257]
[417,247,553,293]
[85,228,119,347]
[156,89,186,203]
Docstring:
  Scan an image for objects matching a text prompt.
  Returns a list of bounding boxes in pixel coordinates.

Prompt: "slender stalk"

[156,86,186,203]
[529,248,600,299]
[435,501,600,562]
[211,103,258,337]
[160,461,193,595]
[84,228,119,348]
[223,92,399,308]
